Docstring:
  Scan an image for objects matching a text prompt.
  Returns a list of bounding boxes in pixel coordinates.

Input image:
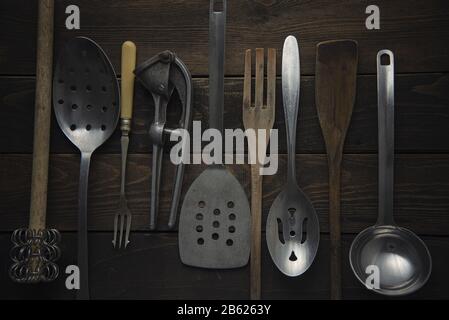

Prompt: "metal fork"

[113,41,136,249]
[242,48,276,299]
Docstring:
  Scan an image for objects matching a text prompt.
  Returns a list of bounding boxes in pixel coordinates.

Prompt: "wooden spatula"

[315,40,358,300]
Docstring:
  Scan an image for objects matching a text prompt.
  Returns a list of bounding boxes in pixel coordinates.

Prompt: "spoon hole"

[71,104,78,110]
[70,85,77,91]
[70,124,76,131]
[195,213,203,221]
[196,225,203,233]
[213,221,220,228]
[197,238,204,245]
[86,104,93,111]
[290,230,296,237]
[102,106,107,113]
[226,239,233,246]
[277,218,285,244]
[86,124,91,131]
[101,125,106,131]
[227,201,234,208]
[198,201,205,208]
[58,99,64,105]
[101,86,107,92]
[301,218,308,244]
[228,226,235,233]
[228,213,236,221]
[380,53,391,66]
[86,85,92,92]
[213,209,220,216]
[212,233,219,240]
[289,251,298,261]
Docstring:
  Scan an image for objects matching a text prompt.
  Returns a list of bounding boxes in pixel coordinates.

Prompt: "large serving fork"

[242,48,276,299]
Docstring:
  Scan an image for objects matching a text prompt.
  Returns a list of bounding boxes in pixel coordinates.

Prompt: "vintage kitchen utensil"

[266,35,319,277]
[316,40,358,299]
[53,37,120,299]
[134,50,192,230]
[113,41,136,249]
[178,0,251,269]
[349,50,432,296]
[242,48,276,299]
[9,0,61,284]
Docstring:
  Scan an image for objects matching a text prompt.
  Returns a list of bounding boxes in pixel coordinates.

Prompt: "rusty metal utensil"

[242,48,276,299]
[53,37,120,299]
[178,0,251,269]
[134,50,193,230]
[266,35,320,277]
[9,0,61,284]
[113,41,136,249]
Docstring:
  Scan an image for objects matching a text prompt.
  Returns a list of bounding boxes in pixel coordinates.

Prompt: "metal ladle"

[349,50,432,296]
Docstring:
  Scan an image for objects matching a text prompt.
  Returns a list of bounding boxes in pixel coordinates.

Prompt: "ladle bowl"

[349,225,432,296]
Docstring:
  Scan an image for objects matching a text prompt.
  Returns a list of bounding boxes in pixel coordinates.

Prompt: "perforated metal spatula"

[178,0,250,269]
[53,37,120,299]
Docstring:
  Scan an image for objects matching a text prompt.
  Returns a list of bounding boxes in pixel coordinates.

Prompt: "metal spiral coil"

[9,228,61,283]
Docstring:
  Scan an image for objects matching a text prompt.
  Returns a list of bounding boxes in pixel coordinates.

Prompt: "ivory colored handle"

[121,41,136,120]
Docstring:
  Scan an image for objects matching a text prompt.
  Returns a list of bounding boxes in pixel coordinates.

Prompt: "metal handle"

[149,94,168,231]
[208,0,226,133]
[281,36,300,184]
[77,152,91,300]
[376,50,395,226]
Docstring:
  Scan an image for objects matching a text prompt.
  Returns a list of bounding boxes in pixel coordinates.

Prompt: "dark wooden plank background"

[0,0,448,299]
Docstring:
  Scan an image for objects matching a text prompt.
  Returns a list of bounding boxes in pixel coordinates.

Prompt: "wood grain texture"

[28,0,54,230]
[1,0,449,75]
[316,40,358,300]
[1,154,448,235]
[0,232,447,299]
[242,48,276,300]
[1,73,448,154]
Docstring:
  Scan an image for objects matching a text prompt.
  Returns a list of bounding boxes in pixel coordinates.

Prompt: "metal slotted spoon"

[266,36,320,277]
[53,37,120,299]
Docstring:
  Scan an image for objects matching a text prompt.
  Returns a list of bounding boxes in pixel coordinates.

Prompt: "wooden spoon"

[315,40,358,299]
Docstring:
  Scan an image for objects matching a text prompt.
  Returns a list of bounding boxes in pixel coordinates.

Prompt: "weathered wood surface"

[0,233,447,300]
[1,0,448,300]
[1,154,448,235]
[1,73,448,154]
[1,0,449,75]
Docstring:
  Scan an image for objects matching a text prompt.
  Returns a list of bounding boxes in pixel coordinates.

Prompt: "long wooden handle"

[29,0,54,231]
[250,165,262,300]
[329,162,342,300]
[121,41,137,120]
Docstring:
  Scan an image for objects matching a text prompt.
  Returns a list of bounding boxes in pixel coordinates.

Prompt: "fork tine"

[255,48,264,109]
[119,213,125,249]
[112,213,119,248]
[243,49,252,109]
[124,213,132,248]
[267,48,276,111]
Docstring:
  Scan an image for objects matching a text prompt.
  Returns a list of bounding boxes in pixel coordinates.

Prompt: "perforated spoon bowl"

[266,36,319,277]
[53,37,120,299]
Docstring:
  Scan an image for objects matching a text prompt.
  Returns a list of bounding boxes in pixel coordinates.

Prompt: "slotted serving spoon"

[349,50,432,296]
[178,0,251,269]
[53,37,120,299]
[266,35,320,277]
